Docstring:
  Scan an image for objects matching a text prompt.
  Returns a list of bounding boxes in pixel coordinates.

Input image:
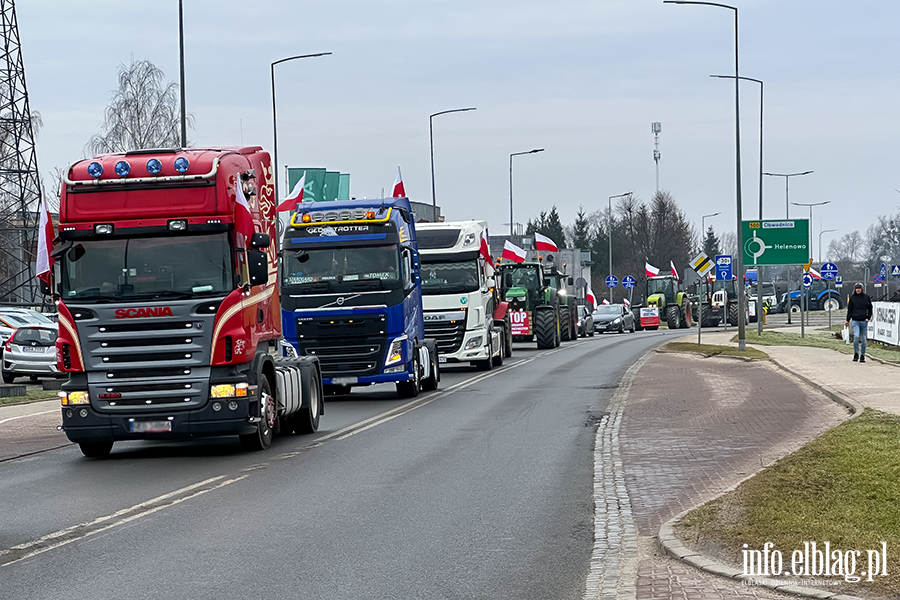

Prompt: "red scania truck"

[52,147,322,457]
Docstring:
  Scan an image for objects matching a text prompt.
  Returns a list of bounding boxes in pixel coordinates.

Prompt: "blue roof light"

[114,160,131,177]
[87,162,103,178]
[174,157,190,173]
[146,158,162,175]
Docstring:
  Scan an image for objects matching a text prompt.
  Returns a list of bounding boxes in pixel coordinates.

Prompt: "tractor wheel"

[679,302,690,329]
[821,296,843,312]
[559,305,571,341]
[666,305,681,329]
[535,309,557,349]
[632,309,644,331]
[727,302,740,326]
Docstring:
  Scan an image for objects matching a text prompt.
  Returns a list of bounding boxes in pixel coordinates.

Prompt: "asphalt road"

[0,328,684,600]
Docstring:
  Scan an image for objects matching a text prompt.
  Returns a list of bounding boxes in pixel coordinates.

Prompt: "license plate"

[130,420,172,433]
[331,376,358,385]
[438,355,447,363]
[21,346,46,353]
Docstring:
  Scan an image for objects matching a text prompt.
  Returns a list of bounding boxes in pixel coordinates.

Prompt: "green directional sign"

[742,219,809,266]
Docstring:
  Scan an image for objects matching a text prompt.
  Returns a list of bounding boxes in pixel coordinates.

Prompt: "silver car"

[2,325,59,383]
[592,303,635,334]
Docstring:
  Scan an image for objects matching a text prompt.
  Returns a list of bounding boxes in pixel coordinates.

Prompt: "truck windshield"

[503,265,541,289]
[60,233,233,302]
[283,245,400,286]
[421,259,479,294]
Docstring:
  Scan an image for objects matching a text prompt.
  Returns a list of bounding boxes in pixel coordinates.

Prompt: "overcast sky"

[18,1,900,261]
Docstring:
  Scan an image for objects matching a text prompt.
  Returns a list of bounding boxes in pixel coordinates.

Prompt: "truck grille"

[295,314,386,377]
[424,320,466,355]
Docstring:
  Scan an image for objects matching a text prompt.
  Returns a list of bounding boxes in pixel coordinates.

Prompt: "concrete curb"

[654,353,870,600]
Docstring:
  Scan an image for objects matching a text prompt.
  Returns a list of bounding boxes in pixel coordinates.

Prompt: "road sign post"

[605,275,618,302]
[821,263,838,329]
[802,272,813,338]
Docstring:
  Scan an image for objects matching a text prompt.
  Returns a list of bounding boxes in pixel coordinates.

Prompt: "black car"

[592,303,635,334]
[576,305,594,337]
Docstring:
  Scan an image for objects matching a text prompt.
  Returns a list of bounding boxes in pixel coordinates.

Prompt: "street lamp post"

[430,108,476,212]
[819,228,836,263]
[509,149,545,238]
[665,0,746,350]
[178,0,187,147]
[271,52,332,201]
[762,171,813,219]
[608,192,632,301]
[792,200,830,330]
[699,211,721,346]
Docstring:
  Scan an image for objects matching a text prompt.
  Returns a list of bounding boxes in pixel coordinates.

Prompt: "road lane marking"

[0,409,57,427]
[0,475,246,568]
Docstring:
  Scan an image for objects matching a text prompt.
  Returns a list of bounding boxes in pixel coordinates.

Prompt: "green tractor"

[544,265,578,342]
[643,275,694,330]
[498,261,573,349]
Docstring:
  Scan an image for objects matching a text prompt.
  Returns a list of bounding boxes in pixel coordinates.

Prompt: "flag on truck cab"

[501,240,526,263]
[670,260,679,281]
[234,175,255,240]
[36,189,54,284]
[276,173,305,212]
[480,229,492,263]
[585,285,596,310]
[645,262,660,277]
[534,232,559,252]
[392,167,406,198]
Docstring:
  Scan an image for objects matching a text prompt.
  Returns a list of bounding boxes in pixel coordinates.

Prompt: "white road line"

[0,409,57,427]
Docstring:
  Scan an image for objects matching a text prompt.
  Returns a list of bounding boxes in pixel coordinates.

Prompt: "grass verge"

[0,389,59,406]
[662,341,769,361]
[737,329,900,363]
[675,409,900,598]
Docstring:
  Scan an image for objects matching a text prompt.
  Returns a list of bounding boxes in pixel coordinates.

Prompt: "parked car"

[0,308,57,327]
[592,303,635,334]
[576,304,594,337]
[2,325,59,383]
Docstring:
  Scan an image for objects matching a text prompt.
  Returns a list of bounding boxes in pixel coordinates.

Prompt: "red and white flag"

[534,232,559,252]
[501,240,527,263]
[392,166,406,198]
[808,267,822,280]
[585,285,596,310]
[234,175,256,240]
[276,173,305,212]
[601,298,610,305]
[480,229,492,263]
[645,262,660,277]
[623,298,630,307]
[670,260,679,281]
[36,190,54,285]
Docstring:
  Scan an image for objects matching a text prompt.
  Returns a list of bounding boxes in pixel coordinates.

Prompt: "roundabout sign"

[742,219,810,266]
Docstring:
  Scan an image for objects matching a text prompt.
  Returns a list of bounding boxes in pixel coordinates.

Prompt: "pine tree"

[702,225,721,257]
[572,205,591,252]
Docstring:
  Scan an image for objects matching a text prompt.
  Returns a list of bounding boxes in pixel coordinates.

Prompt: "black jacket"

[846,291,873,322]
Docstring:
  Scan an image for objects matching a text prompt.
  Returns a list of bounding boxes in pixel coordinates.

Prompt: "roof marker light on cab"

[146,158,162,175]
[174,157,190,173]
[114,160,130,177]
[87,162,103,178]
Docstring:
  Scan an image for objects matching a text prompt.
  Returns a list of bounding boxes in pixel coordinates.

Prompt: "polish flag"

[392,167,406,198]
[276,173,305,212]
[808,267,822,280]
[234,175,256,240]
[585,286,596,310]
[623,298,630,307]
[645,262,660,277]
[501,240,527,263]
[601,299,610,305]
[534,232,558,252]
[670,260,679,281]
[480,229,492,263]
[36,190,54,285]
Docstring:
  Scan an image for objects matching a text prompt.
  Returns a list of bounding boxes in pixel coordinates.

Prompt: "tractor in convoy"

[632,275,694,330]
[498,259,575,349]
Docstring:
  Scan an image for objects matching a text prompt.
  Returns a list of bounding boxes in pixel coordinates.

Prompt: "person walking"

[845,282,873,363]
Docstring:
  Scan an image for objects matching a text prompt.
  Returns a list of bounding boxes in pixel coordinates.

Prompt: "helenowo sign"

[742,219,810,266]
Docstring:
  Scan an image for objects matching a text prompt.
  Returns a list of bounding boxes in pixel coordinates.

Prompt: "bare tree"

[720,230,738,257]
[827,230,863,264]
[87,58,191,155]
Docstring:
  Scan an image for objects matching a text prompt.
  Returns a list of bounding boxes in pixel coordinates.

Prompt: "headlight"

[464,335,482,350]
[612,317,621,325]
[60,391,89,406]
[385,335,407,366]
[210,383,248,398]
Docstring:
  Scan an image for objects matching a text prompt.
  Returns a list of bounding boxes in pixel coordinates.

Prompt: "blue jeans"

[851,320,868,356]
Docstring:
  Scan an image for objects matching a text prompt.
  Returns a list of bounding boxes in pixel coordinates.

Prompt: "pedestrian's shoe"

[860,356,866,363]
[853,353,859,362]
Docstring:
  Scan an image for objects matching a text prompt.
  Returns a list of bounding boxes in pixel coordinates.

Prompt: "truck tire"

[288,362,321,435]
[727,302,740,326]
[666,305,681,329]
[559,305,571,341]
[422,341,439,392]
[504,319,513,358]
[79,441,113,458]
[492,330,504,367]
[396,351,421,398]
[240,376,275,451]
[535,308,556,349]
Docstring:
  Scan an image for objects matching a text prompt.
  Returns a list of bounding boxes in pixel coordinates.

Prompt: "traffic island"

[660,341,769,361]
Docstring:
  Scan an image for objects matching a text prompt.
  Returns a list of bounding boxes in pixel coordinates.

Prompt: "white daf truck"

[416,221,512,370]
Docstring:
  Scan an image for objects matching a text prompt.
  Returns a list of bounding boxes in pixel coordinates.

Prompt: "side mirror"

[247,249,268,286]
[250,232,271,249]
[39,278,51,296]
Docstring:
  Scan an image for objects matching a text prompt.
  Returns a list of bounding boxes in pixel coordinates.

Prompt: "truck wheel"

[727,303,740,326]
[492,331,504,367]
[396,353,421,398]
[559,305,571,341]
[79,441,113,458]
[503,318,513,358]
[421,343,439,392]
[475,337,494,371]
[666,305,681,329]
[535,309,556,349]
[290,362,321,435]
[240,376,275,451]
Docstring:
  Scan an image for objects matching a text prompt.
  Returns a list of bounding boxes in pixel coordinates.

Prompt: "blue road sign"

[881,263,887,279]
[622,275,636,289]
[715,255,732,281]
[892,265,900,277]
[803,273,813,288]
[821,262,838,280]
[836,275,843,288]
[605,275,618,288]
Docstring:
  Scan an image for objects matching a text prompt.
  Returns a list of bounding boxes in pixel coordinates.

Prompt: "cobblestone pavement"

[0,399,68,462]
[620,351,850,599]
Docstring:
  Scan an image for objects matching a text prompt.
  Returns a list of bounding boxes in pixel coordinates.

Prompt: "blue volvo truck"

[280,197,439,398]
